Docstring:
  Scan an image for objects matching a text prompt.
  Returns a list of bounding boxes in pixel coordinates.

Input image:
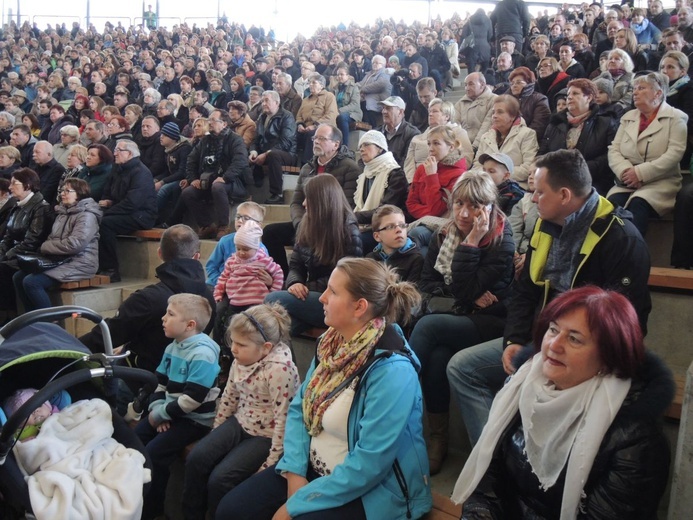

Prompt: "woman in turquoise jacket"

[215,258,432,520]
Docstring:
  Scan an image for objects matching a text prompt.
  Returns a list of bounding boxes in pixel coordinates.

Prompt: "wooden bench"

[667,373,687,421]
[423,491,462,519]
[59,274,111,290]
[648,267,693,291]
[129,229,165,241]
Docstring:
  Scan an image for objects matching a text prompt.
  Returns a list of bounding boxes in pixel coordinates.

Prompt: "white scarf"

[451,353,631,519]
[353,151,400,212]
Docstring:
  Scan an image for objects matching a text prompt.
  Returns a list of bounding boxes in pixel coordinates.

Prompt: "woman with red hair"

[452,285,674,519]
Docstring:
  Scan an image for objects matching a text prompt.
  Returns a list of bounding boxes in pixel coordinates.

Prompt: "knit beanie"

[358,129,388,151]
[593,78,614,101]
[234,220,263,249]
[160,121,180,141]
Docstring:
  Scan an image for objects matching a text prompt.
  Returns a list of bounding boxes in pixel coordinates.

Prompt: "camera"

[203,155,217,167]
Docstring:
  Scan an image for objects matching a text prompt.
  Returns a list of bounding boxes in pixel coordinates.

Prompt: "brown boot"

[198,224,218,239]
[216,226,233,240]
[427,412,449,475]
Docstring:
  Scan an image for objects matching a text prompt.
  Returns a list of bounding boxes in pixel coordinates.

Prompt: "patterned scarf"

[668,75,690,97]
[302,318,387,436]
[565,110,591,149]
[434,222,461,285]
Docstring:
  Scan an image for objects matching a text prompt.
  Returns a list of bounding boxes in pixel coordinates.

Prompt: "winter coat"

[45,115,75,145]
[608,102,688,215]
[419,217,515,319]
[138,132,168,179]
[0,197,16,238]
[540,104,619,196]
[474,120,538,189]
[34,158,66,206]
[0,192,52,265]
[490,0,531,42]
[378,120,421,168]
[280,89,302,118]
[329,80,363,122]
[536,71,571,112]
[290,147,361,227]
[420,43,451,74]
[296,89,339,127]
[230,114,257,149]
[504,196,652,346]
[77,162,112,201]
[251,108,297,156]
[358,69,393,112]
[277,325,432,520]
[40,197,102,282]
[512,83,551,139]
[354,165,409,224]
[407,149,466,219]
[286,213,362,293]
[462,351,673,520]
[186,128,249,185]
[158,139,192,185]
[508,193,539,254]
[101,156,157,225]
[666,80,693,168]
[79,258,215,376]
[462,10,494,63]
[366,240,424,283]
[454,88,497,148]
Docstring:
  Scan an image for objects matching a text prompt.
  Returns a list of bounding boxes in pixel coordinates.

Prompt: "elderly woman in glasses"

[607,71,688,237]
[14,178,101,311]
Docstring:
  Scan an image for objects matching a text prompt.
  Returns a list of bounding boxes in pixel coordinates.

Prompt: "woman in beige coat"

[472,95,538,189]
[607,72,688,237]
[296,74,339,164]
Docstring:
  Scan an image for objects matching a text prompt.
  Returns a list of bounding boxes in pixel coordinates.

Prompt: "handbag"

[16,253,69,274]
[461,33,476,50]
[199,172,216,190]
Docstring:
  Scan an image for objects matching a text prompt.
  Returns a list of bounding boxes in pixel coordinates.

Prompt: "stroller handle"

[0,366,157,464]
[0,306,114,355]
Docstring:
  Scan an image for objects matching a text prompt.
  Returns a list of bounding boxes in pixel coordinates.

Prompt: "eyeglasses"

[376,223,408,232]
[510,80,527,86]
[113,148,130,154]
[234,214,260,223]
[311,136,333,142]
[106,122,119,127]
[208,118,223,124]
[60,188,76,193]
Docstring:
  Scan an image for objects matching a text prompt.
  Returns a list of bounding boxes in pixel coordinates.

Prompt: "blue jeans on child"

[182,416,272,519]
[135,417,210,519]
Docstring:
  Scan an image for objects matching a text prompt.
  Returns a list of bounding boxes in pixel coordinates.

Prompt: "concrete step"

[263,203,291,224]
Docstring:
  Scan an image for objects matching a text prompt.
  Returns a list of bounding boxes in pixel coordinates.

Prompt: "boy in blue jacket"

[134,293,220,520]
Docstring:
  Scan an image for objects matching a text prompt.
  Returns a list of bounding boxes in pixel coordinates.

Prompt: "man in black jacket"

[420,34,450,93]
[80,224,214,412]
[173,109,250,239]
[32,140,65,206]
[97,139,158,281]
[249,91,297,204]
[447,149,651,446]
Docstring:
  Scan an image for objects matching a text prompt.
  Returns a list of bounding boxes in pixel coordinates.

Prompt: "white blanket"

[13,399,151,520]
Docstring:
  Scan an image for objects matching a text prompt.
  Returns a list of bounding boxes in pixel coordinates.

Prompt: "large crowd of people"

[0,1,688,518]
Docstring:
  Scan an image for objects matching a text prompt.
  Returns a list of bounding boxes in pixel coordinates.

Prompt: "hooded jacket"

[41,197,102,281]
[277,325,432,520]
[79,258,215,376]
[366,238,424,284]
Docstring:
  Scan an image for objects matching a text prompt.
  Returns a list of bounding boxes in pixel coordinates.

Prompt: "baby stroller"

[0,306,158,519]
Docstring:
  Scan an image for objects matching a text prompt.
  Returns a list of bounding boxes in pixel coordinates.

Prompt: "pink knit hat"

[234,220,263,249]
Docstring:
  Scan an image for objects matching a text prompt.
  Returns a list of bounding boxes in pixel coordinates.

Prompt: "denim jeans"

[409,314,483,413]
[135,417,211,520]
[156,181,181,224]
[215,463,366,520]
[409,226,434,258]
[445,337,507,445]
[265,290,325,336]
[183,416,272,520]
[336,113,353,149]
[12,270,59,311]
